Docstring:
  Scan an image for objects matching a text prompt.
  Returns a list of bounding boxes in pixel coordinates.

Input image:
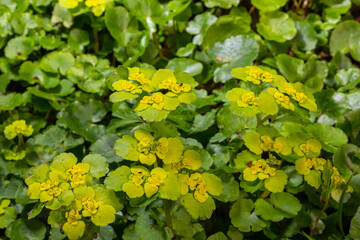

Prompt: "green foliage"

[0,0,359,239]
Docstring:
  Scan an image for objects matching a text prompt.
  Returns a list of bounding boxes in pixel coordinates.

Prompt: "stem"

[44,106,52,121]
[249,6,255,14]
[310,193,330,237]
[260,190,270,199]
[296,0,303,12]
[163,199,174,232]
[90,15,99,52]
[256,114,262,128]
[260,115,272,125]
[18,134,25,151]
[93,29,99,52]
[8,110,14,120]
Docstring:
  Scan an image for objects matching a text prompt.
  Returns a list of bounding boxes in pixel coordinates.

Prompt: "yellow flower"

[4,120,33,140]
[186,173,209,203]
[112,80,142,94]
[154,138,169,159]
[295,157,326,175]
[122,166,149,198]
[331,167,346,186]
[285,87,308,103]
[267,88,294,110]
[152,92,165,110]
[85,0,104,7]
[4,150,26,161]
[238,92,258,107]
[134,129,157,165]
[294,139,322,157]
[59,0,83,8]
[65,210,82,226]
[66,163,91,188]
[244,159,276,181]
[144,168,167,198]
[184,173,222,203]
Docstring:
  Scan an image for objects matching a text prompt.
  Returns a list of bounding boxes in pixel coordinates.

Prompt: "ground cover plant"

[1,0,360,239]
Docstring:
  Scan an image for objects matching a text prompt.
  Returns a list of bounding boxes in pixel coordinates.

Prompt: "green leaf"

[257,11,297,43]
[159,172,181,200]
[166,58,203,76]
[137,107,169,122]
[176,43,196,57]
[229,198,266,232]
[57,99,106,142]
[40,51,75,75]
[4,35,34,60]
[258,90,278,115]
[0,205,16,228]
[83,154,109,178]
[105,7,130,46]
[306,123,348,150]
[114,135,139,161]
[207,232,228,240]
[304,170,322,189]
[90,134,123,163]
[276,54,304,82]
[335,68,360,90]
[264,170,288,192]
[333,144,360,177]
[91,205,116,226]
[202,0,240,9]
[202,16,251,50]
[291,21,318,51]
[104,166,131,192]
[34,125,67,150]
[68,28,89,52]
[180,193,216,220]
[6,218,46,240]
[350,207,360,239]
[208,35,259,83]
[51,4,73,28]
[330,20,360,61]
[122,0,167,34]
[190,109,216,133]
[217,105,256,137]
[19,61,60,89]
[0,93,24,110]
[251,0,287,12]
[186,12,217,45]
[213,171,240,202]
[28,202,45,220]
[134,212,168,240]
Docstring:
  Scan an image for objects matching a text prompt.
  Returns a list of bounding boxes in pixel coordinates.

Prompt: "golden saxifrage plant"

[15,66,351,240]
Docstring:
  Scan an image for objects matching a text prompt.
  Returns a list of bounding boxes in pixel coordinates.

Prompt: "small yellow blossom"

[331,167,346,186]
[186,173,209,203]
[66,163,90,188]
[65,210,82,226]
[4,120,33,140]
[59,0,83,8]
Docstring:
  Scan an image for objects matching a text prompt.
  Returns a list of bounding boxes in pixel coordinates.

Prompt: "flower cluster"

[114,129,186,165]
[105,129,222,219]
[226,66,317,117]
[244,130,292,156]
[4,120,33,140]
[110,67,198,121]
[3,120,33,161]
[59,0,112,16]
[25,153,119,240]
[180,172,222,203]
